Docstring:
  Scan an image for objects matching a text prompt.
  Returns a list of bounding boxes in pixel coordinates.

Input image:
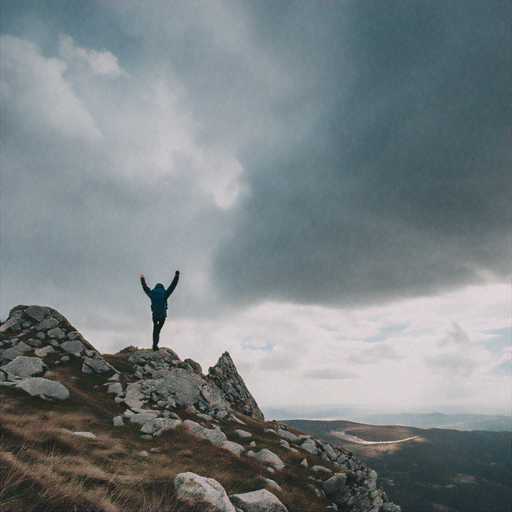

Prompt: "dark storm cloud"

[1,1,510,327]
[213,1,511,307]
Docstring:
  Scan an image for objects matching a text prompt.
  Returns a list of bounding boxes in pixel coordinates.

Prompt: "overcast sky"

[1,1,510,418]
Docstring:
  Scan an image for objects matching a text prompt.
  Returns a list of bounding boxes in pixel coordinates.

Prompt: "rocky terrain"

[1,305,401,512]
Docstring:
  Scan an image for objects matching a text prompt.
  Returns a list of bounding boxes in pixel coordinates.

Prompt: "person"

[140,271,180,351]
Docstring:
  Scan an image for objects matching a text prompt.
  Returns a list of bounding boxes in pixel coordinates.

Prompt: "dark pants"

[152,316,166,346]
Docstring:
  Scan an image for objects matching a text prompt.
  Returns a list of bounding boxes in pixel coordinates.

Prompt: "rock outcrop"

[1,305,401,512]
[0,305,114,388]
[208,351,264,420]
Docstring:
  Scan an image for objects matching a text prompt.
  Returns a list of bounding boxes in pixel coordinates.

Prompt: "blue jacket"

[141,273,179,319]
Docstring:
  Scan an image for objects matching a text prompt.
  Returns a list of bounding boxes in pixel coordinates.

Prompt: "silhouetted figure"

[140,271,180,351]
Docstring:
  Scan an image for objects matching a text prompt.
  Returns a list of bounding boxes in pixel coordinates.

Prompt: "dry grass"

[1,362,337,512]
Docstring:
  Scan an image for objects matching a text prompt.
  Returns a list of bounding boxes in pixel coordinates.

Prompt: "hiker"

[140,271,180,351]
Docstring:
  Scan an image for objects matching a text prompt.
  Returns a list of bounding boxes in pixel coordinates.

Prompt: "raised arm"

[140,274,151,297]
[165,270,180,299]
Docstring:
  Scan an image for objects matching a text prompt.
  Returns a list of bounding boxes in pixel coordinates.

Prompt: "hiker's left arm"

[165,271,180,298]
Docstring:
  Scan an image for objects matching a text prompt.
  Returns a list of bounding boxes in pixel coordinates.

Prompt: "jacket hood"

[154,283,165,290]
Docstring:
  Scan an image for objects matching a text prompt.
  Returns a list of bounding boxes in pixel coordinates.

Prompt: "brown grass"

[1,362,339,512]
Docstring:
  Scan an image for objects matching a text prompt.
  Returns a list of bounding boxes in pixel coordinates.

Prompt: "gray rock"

[230,489,288,512]
[220,441,245,456]
[184,420,227,445]
[47,327,66,340]
[82,356,111,374]
[67,331,82,340]
[107,382,123,395]
[36,332,46,340]
[113,416,124,427]
[277,428,300,443]
[25,306,50,322]
[322,473,347,500]
[382,503,401,512]
[23,338,43,348]
[263,479,282,493]
[235,429,252,438]
[35,317,59,331]
[15,377,69,400]
[208,352,264,420]
[312,465,333,477]
[72,431,97,439]
[34,346,56,357]
[1,347,24,365]
[129,412,159,425]
[140,418,182,436]
[250,449,285,470]
[3,356,46,379]
[300,458,308,467]
[123,382,146,409]
[0,313,25,333]
[174,472,236,512]
[13,341,35,353]
[301,438,318,455]
[61,340,85,354]
[60,356,70,362]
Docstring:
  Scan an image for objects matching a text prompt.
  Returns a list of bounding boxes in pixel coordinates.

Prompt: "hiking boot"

[152,344,159,352]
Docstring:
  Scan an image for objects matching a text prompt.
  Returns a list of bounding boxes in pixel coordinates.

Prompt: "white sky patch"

[0,35,102,140]
[141,283,511,415]
[58,35,126,78]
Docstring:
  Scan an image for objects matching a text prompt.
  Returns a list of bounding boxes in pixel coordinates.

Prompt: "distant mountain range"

[263,406,511,432]
[284,419,511,512]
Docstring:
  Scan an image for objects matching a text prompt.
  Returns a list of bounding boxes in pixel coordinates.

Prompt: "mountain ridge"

[1,304,401,512]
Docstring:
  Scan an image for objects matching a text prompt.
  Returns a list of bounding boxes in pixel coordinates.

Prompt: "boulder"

[1,347,25,365]
[230,489,288,512]
[143,367,232,417]
[301,438,318,455]
[35,317,59,331]
[174,472,236,512]
[184,420,227,445]
[235,429,252,438]
[47,327,66,340]
[140,418,181,436]
[25,306,50,322]
[129,412,159,426]
[61,340,85,354]
[107,382,123,395]
[3,356,46,379]
[15,377,70,400]
[82,356,111,374]
[34,346,55,357]
[277,428,300,443]
[322,473,347,501]
[208,352,264,420]
[250,449,285,470]
[220,441,245,456]
[0,312,25,333]
[113,416,124,427]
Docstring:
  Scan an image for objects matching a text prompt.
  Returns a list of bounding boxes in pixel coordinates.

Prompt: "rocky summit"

[1,305,401,512]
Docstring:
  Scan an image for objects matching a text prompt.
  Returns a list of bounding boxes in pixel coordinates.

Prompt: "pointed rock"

[208,352,264,420]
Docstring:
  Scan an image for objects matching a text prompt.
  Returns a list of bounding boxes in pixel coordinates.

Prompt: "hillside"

[1,305,400,512]
[284,419,511,512]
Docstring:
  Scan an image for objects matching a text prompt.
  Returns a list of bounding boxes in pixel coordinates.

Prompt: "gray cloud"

[424,353,479,379]
[212,1,511,308]
[347,344,403,366]
[1,1,510,326]
[438,322,471,347]
[303,368,359,380]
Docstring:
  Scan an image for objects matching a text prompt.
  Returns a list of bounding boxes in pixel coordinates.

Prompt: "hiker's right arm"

[140,275,151,297]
